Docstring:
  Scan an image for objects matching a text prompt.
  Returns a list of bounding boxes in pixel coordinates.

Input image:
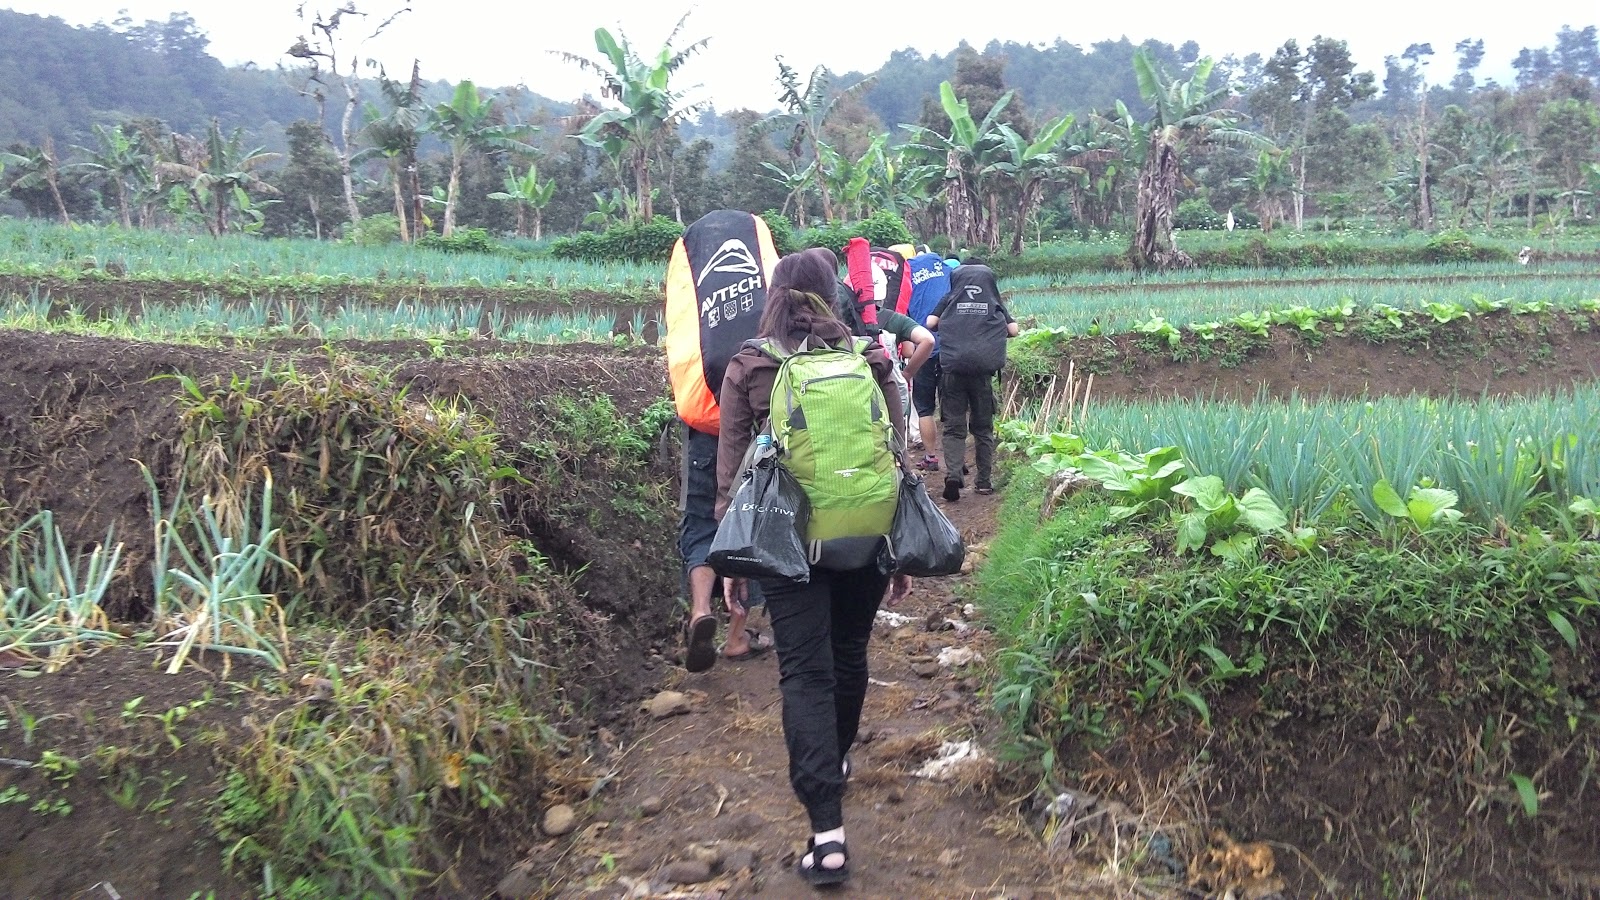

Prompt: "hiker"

[906,247,953,470]
[715,247,913,887]
[925,256,1017,501]
[833,260,934,436]
[664,210,781,672]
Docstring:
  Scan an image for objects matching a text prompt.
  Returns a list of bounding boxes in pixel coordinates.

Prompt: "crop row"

[1011,387,1600,536]
[0,293,628,345]
[0,218,661,292]
[1007,274,1600,333]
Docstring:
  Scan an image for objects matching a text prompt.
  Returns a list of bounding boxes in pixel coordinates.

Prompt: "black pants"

[940,369,998,486]
[758,564,888,831]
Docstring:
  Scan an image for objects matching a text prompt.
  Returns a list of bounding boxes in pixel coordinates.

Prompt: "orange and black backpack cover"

[665,210,780,435]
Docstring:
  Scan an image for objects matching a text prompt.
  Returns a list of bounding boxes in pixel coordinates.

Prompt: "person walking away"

[715,248,913,886]
[663,209,780,672]
[925,257,1017,501]
[832,262,934,439]
[906,247,952,470]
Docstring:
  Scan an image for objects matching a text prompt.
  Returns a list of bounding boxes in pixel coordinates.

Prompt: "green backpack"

[761,336,900,570]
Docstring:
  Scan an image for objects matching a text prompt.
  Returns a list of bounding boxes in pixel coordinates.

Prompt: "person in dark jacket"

[925,257,1018,500]
[716,247,912,887]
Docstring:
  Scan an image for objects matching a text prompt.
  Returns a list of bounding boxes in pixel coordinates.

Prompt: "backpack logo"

[963,284,983,299]
[698,239,761,285]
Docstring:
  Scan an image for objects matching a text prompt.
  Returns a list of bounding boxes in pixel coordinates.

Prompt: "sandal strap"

[805,839,848,865]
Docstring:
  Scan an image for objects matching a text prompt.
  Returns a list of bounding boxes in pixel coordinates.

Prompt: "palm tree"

[70,125,150,228]
[1129,50,1271,270]
[156,120,281,236]
[758,59,872,223]
[556,16,708,223]
[1,139,72,225]
[429,80,537,236]
[982,117,1081,255]
[487,164,557,239]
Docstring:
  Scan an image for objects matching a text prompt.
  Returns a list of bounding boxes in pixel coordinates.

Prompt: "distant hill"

[0,10,570,152]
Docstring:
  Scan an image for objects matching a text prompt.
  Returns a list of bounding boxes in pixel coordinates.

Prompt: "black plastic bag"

[881,472,966,577]
[709,458,811,583]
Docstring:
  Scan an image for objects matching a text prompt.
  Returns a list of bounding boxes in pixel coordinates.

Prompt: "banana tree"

[356,67,429,241]
[759,158,817,227]
[429,80,537,236]
[154,121,281,236]
[982,115,1081,255]
[487,164,557,239]
[816,135,890,222]
[1233,150,1296,232]
[1129,50,1271,270]
[757,58,873,222]
[901,81,1014,249]
[0,139,72,225]
[557,17,708,223]
[70,125,150,228]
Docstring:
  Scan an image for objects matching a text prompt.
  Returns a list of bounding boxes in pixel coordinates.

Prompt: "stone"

[686,842,723,868]
[644,690,693,719]
[912,662,941,678]
[662,859,714,885]
[886,788,905,804]
[723,846,758,873]
[938,848,962,868]
[639,795,664,817]
[542,804,577,837]
[495,860,539,898]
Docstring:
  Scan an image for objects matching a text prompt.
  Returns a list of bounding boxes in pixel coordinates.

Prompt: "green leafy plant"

[1372,479,1463,532]
[1171,475,1289,560]
[1076,446,1188,520]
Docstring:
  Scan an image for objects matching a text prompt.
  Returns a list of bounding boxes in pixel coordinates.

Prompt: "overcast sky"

[7,1,1593,112]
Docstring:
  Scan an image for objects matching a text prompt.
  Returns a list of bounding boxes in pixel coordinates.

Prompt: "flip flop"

[719,627,773,662]
[684,614,718,673]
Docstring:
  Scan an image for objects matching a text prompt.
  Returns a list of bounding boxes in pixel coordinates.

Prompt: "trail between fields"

[532,477,1075,900]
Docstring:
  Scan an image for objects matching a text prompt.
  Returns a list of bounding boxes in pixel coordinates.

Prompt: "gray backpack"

[937,265,1008,375]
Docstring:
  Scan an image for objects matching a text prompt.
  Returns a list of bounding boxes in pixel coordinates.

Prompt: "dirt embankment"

[0,331,678,651]
[1052,310,1600,403]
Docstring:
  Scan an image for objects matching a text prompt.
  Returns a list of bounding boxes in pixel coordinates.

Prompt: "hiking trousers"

[758,564,889,831]
[940,369,998,486]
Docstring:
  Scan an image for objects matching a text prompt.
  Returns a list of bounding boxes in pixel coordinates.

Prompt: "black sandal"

[683,614,717,673]
[796,837,850,886]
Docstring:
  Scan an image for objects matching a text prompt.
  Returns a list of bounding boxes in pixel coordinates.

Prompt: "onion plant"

[2,511,123,670]
[143,466,292,674]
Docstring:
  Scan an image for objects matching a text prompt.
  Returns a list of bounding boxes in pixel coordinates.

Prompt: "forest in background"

[1,7,1597,259]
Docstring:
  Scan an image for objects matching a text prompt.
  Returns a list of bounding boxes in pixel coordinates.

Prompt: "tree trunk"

[443,147,463,236]
[309,194,323,240]
[1010,180,1039,257]
[392,167,411,243]
[1130,138,1192,271]
[1293,151,1306,230]
[214,192,227,237]
[532,208,542,241]
[115,181,130,229]
[634,149,653,222]
[515,203,527,238]
[339,61,362,228]
[810,136,835,222]
[405,60,425,242]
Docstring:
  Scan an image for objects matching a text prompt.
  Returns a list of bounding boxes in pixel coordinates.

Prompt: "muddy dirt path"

[521,478,1087,900]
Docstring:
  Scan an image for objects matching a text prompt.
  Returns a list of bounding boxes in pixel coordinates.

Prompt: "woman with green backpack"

[715,247,913,887]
